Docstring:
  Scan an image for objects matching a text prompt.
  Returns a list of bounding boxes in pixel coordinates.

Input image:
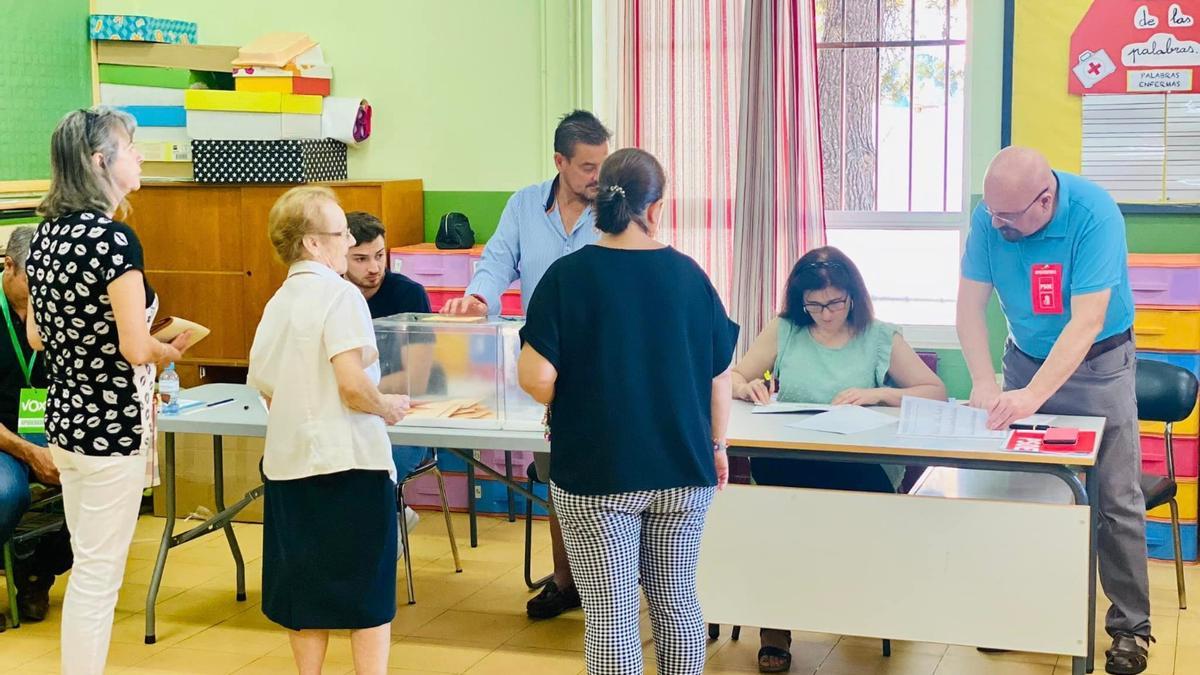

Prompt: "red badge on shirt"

[1031,264,1064,315]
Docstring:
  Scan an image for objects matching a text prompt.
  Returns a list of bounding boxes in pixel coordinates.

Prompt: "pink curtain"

[613,0,825,348]
[613,0,744,301]
[729,0,826,351]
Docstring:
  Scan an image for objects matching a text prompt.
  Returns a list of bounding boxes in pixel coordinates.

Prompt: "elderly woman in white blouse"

[248,186,408,675]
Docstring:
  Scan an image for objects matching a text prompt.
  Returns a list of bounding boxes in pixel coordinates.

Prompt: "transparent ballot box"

[373,314,544,431]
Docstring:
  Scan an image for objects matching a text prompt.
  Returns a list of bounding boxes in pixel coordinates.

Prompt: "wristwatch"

[713,439,728,452]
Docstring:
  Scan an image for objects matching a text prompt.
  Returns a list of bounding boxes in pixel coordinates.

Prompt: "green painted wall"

[423,191,512,243]
[95,0,591,192]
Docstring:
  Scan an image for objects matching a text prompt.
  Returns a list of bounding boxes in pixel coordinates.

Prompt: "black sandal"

[1105,632,1153,675]
[757,645,791,673]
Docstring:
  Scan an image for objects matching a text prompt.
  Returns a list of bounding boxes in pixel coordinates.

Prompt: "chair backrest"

[1135,359,1199,424]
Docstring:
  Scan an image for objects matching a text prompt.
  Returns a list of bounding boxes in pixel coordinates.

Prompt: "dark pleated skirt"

[261,469,397,630]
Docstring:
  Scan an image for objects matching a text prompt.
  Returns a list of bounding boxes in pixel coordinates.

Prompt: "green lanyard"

[0,272,36,387]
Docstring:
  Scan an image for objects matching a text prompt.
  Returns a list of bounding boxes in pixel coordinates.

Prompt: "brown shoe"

[16,573,53,622]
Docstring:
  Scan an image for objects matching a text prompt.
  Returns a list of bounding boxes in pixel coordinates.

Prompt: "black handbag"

[435,211,475,249]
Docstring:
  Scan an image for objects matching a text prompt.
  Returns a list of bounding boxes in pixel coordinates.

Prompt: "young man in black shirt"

[0,226,71,623]
[345,212,434,549]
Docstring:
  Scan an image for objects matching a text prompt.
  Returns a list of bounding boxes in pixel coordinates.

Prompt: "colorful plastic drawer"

[500,292,523,316]
[1148,478,1197,520]
[468,254,520,291]
[1130,268,1200,308]
[473,450,535,478]
[390,253,472,288]
[1129,254,1200,267]
[436,451,470,474]
[1146,518,1198,562]
[1139,399,1199,436]
[403,471,468,511]
[1133,309,1200,352]
[1142,434,1200,478]
[1137,351,1200,379]
[426,288,523,316]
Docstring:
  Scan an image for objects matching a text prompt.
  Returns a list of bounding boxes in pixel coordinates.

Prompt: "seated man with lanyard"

[344,212,437,550]
[0,226,71,624]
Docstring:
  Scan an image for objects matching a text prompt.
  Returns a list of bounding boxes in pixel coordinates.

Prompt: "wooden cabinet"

[124,180,423,376]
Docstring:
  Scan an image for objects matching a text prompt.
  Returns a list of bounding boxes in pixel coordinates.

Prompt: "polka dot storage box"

[190,139,347,183]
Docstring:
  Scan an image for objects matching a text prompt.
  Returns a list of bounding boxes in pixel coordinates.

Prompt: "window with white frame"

[815,0,968,339]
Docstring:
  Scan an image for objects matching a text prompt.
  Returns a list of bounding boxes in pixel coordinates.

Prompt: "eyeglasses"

[312,230,353,242]
[802,296,850,315]
[983,187,1050,226]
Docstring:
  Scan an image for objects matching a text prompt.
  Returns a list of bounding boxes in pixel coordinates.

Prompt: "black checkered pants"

[550,482,716,675]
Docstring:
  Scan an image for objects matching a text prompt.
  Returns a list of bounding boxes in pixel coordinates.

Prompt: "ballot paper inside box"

[373,314,544,431]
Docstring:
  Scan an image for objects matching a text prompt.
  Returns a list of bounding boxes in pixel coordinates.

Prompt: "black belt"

[1014,328,1132,365]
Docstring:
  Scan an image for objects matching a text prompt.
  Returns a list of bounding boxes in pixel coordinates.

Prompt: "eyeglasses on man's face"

[983,186,1050,227]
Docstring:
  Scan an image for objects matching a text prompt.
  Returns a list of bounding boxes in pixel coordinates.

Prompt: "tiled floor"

[1,511,1198,674]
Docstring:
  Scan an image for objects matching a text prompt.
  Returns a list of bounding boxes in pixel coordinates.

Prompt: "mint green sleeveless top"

[773,318,904,487]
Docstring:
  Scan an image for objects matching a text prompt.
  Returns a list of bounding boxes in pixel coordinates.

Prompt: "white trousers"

[52,447,146,675]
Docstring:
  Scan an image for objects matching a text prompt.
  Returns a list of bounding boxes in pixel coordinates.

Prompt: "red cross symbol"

[1088,62,1101,75]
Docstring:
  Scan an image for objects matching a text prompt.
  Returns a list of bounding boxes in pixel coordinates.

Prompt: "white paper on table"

[785,406,897,434]
[751,402,832,415]
[951,402,1054,428]
[897,396,1009,440]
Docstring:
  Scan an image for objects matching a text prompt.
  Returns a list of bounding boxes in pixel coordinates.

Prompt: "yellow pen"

[763,370,773,391]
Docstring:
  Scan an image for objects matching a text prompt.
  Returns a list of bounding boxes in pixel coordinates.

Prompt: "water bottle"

[159,363,180,415]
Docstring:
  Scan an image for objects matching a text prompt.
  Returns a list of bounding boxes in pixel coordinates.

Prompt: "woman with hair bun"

[517,148,739,674]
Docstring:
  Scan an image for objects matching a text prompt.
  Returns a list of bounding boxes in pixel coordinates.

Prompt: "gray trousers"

[1003,339,1151,638]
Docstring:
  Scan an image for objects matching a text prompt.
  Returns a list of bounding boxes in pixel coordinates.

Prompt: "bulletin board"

[1004,0,1200,210]
[0,0,95,182]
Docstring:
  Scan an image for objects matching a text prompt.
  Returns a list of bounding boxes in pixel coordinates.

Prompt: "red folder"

[1007,430,1097,454]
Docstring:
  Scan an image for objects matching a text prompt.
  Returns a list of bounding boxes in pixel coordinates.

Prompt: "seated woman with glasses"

[729,245,946,673]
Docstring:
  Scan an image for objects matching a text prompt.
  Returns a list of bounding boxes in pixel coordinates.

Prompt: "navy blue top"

[520,245,739,495]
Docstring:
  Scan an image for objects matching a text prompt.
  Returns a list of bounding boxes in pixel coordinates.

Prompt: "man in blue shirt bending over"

[442,110,610,619]
[958,147,1150,675]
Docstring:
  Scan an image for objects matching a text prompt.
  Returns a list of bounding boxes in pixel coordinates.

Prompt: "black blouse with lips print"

[25,211,159,457]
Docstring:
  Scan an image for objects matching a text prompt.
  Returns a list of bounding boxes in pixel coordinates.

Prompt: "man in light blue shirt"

[958,147,1149,674]
[442,110,610,317]
[443,110,610,620]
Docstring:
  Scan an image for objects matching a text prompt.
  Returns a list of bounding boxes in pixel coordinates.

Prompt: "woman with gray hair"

[25,107,191,674]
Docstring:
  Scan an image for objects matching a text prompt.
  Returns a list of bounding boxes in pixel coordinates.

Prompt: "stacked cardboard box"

[92,14,237,181]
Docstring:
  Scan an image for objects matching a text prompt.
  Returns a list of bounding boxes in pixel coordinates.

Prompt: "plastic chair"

[1,485,64,629]
[1135,359,1198,611]
[397,449,462,604]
